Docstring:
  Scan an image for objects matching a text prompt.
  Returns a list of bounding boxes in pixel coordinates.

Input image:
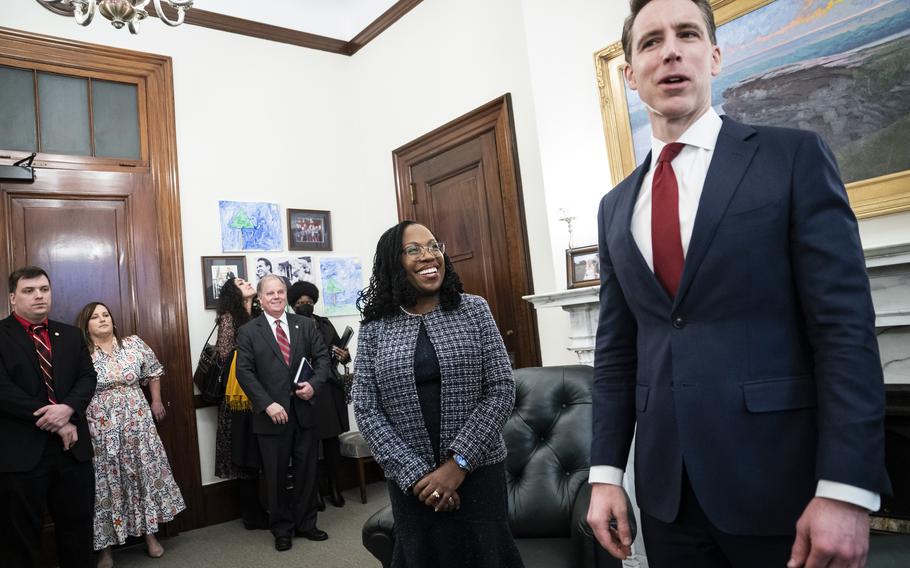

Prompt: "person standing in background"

[0,266,97,568]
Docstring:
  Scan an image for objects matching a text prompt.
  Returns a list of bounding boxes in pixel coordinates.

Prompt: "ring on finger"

[431,490,441,500]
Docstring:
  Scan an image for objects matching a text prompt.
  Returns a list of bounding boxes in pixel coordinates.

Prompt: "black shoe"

[242,513,269,530]
[329,488,345,508]
[275,536,293,551]
[316,491,326,512]
[295,528,328,541]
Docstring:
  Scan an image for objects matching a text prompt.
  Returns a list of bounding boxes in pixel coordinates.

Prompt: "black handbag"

[193,323,227,404]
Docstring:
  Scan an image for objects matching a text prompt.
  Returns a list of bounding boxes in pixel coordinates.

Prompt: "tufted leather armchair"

[362,365,634,568]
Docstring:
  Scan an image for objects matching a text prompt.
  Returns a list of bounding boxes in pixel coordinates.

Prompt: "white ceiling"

[203,0,401,41]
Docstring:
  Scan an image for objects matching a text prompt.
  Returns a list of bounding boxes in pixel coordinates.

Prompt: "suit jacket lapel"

[47,321,66,389]
[256,316,288,367]
[675,118,758,307]
[287,314,304,371]
[3,316,42,379]
[618,154,673,303]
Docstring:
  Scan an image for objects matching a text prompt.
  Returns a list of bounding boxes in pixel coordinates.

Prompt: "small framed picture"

[287,208,332,251]
[202,256,248,309]
[566,245,600,289]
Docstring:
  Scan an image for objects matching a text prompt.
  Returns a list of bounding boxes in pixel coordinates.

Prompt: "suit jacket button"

[672,317,686,329]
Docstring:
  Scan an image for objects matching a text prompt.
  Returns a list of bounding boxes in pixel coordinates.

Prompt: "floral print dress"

[87,335,186,550]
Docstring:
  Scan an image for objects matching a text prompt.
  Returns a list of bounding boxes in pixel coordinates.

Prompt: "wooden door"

[0,29,202,549]
[394,95,540,368]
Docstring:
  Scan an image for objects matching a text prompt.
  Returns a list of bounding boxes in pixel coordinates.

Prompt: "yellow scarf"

[223,352,251,411]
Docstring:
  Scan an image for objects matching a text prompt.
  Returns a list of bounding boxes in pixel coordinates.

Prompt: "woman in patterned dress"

[75,303,186,568]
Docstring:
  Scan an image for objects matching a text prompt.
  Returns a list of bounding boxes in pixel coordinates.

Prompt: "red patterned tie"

[275,320,291,366]
[30,324,56,403]
[652,142,686,298]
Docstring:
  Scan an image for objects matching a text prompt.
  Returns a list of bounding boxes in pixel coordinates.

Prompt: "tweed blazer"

[352,294,514,492]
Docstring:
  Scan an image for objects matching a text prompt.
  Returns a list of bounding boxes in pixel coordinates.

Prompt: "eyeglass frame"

[400,242,446,258]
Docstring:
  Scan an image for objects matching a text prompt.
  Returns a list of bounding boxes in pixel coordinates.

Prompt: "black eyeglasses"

[401,242,446,258]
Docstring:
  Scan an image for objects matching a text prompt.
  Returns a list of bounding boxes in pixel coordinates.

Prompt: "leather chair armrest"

[571,483,637,568]
[362,504,396,568]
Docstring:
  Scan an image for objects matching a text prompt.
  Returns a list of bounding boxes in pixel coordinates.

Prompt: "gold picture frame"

[594,0,910,219]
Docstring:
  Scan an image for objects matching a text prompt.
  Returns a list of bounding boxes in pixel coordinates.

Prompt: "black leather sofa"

[362,365,634,568]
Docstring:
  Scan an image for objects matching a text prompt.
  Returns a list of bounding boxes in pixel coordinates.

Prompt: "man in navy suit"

[586,1,889,567]
[0,266,97,567]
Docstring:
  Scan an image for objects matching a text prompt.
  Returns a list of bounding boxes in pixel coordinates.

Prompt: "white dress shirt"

[263,311,290,346]
[589,108,879,512]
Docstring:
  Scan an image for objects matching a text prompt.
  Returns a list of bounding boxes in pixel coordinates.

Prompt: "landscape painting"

[219,201,282,252]
[319,257,362,317]
[621,0,910,185]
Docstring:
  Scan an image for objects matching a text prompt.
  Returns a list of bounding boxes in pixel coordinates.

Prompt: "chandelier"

[45,1,194,34]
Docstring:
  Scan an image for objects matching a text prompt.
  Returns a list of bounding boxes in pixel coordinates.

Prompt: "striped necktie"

[30,324,56,403]
[275,320,291,366]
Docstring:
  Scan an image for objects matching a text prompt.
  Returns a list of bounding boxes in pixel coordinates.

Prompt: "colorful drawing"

[622,0,910,184]
[219,201,282,252]
[319,257,363,317]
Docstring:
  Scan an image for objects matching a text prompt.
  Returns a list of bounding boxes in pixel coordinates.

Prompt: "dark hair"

[256,257,272,270]
[288,281,319,306]
[621,0,716,64]
[357,221,464,324]
[9,266,50,293]
[216,277,260,330]
[75,302,122,353]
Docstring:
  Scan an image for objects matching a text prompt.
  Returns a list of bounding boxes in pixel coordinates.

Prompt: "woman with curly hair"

[213,277,269,529]
[352,221,524,568]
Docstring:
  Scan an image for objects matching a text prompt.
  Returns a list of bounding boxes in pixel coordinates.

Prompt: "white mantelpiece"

[524,286,600,364]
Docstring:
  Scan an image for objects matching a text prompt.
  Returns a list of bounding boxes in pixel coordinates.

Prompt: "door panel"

[10,196,133,329]
[395,96,540,368]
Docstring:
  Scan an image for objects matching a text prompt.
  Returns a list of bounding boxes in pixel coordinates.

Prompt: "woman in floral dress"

[76,302,185,568]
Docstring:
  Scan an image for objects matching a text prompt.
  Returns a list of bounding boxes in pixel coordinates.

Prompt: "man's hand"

[57,422,78,451]
[587,483,633,560]
[265,402,288,424]
[788,497,870,568]
[34,404,74,432]
[150,400,167,422]
[412,460,467,512]
[295,381,315,400]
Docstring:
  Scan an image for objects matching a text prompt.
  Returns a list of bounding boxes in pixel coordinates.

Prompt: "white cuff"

[816,480,880,512]
[589,465,625,486]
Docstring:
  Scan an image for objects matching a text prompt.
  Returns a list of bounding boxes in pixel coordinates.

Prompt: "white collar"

[649,107,722,166]
[263,310,289,328]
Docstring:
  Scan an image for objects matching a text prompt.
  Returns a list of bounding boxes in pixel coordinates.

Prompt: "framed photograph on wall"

[287,209,332,251]
[566,245,600,289]
[202,256,247,309]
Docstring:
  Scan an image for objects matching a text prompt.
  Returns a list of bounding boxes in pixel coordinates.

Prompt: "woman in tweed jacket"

[353,221,524,568]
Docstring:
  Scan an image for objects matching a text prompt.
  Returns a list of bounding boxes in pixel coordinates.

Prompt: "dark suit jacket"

[235,313,331,435]
[0,315,97,471]
[592,117,890,536]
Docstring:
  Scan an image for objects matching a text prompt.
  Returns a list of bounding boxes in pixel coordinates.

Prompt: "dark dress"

[310,314,350,440]
[387,322,524,568]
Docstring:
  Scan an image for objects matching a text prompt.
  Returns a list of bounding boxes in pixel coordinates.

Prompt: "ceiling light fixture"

[42,0,194,34]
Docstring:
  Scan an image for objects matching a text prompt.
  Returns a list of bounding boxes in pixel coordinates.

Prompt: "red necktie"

[652,142,686,298]
[275,320,291,366]
[30,324,57,403]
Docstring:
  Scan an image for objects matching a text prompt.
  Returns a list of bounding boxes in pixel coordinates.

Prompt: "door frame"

[392,94,541,367]
[0,27,203,529]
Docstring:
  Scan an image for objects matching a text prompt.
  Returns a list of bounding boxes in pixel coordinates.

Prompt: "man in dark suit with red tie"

[0,266,97,567]
[586,1,889,567]
[235,274,332,551]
